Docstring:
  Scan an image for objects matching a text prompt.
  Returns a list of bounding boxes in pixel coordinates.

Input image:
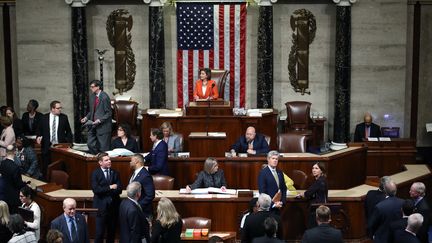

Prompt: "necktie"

[129,171,136,183]
[93,96,99,120]
[51,115,57,144]
[69,217,77,242]
[105,169,110,182]
[272,170,279,187]
[365,126,369,139]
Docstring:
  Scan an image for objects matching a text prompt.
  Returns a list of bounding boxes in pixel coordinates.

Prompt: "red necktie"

[93,96,99,120]
[365,126,369,139]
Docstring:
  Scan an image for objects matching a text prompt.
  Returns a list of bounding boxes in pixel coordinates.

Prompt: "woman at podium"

[193,68,219,101]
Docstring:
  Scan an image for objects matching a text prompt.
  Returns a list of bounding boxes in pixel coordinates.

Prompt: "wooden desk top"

[181,231,236,242]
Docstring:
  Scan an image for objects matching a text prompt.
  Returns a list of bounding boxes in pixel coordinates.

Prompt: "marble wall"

[14,0,431,145]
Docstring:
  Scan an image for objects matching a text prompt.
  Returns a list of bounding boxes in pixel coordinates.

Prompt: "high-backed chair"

[50,170,70,189]
[182,217,212,231]
[288,169,308,189]
[113,100,138,135]
[210,69,229,99]
[277,133,307,153]
[152,175,175,190]
[285,101,313,135]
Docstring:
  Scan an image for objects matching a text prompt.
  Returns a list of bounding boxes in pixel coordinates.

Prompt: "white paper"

[367,137,379,141]
[426,123,432,133]
[106,148,134,157]
[379,137,391,141]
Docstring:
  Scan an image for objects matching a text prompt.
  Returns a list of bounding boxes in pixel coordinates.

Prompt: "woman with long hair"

[19,186,41,241]
[0,201,12,242]
[151,197,182,243]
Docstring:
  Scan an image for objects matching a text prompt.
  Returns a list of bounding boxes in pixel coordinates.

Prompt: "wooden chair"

[277,133,307,153]
[152,175,175,190]
[46,160,65,182]
[210,69,229,99]
[182,217,212,231]
[76,208,98,223]
[310,203,350,233]
[288,169,308,189]
[49,170,70,189]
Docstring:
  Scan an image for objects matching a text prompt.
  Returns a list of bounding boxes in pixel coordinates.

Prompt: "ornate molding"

[333,0,357,6]
[65,0,90,7]
[143,0,167,7]
[254,0,277,6]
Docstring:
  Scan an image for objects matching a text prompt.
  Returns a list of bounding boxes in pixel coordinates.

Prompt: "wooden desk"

[181,232,236,243]
[140,110,278,152]
[50,146,366,190]
[350,139,416,177]
[188,132,227,157]
[186,101,233,116]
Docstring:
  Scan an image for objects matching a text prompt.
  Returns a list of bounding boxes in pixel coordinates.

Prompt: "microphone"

[206,83,215,136]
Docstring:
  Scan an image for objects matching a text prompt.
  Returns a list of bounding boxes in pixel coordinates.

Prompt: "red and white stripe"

[177,3,246,108]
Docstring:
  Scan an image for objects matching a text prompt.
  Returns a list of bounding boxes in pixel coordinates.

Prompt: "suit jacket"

[145,140,169,175]
[0,158,26,212]
[91,167,122,212]
[367,196,404,243]
[258,167,287,205]
[151,219,183,243]
[12,118,23,138]
[301,223,344,243]
[50,213,89,243]
[241,211,282,243]
[193,79,219,99]
[393,229,421,243]
[413,198,430,243]
[354,122,381,142]
[131,167,155,217]
[365,189,386,221]
[37,113,73,153]
[119,198,150,243]
[85,90,112,134]
[189,170,227,190]
[304,176,328,204]
[252,235,285,243]
[111,137,139,153]
[165,134,182,153]
[389,217,408,243]
[22,111,43,135]
[231,133,270,155]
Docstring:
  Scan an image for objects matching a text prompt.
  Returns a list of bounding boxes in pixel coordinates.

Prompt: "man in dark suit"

[129,153,155,218]
[91,152,122,243]
[241,193,282,243]
[409,182,430,243]
[389,199,415,243]
[231,126,270,156]
[258,151,287,209]
[368,181,404,243]
[301,205,344,243]
[394,213,424,243]
[81,80,112,154]
[0,145,26,214]
[119,181,150,243]
[365,176,392,221]
[353,112,381,142]
[50,198,89,243]
[251,217,284,243]
[21,99,43,135]
[145,128,169,175]
[36,100,73,176]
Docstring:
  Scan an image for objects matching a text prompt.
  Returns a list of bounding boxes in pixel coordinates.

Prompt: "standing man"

[36,101,73,177]
[91,152,122,243]
[231,126,270,156]
[50,198,89,243]
[81,80,112,154]
[258,151,287,209]
[409,182,430,243]
[129,154,155,218]
[353,112,381,142]
[145,128,169,175]
[301,205,344,243]
[365,176,392,221]
[119,182,150,243]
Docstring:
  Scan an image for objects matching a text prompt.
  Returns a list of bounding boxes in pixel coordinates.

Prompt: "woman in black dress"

[111,123,139,153]
[186,157,227,192]
[151,197,183,243]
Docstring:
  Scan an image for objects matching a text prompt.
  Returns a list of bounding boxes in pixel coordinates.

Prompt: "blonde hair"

[157,197,180,227]
[160,122,174,136]
[0,201,10,225]
[203,157,218,174]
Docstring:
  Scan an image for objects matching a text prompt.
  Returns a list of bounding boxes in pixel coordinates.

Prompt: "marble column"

[144,0,166,108]
[256,0,276,108]
[66,0,90,143]
[333,0,355,142]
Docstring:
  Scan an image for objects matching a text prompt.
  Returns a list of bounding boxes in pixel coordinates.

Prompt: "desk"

[188,132,227,157]
[140,110,278,152]
[50,146,366,190]
[181,232,236,243]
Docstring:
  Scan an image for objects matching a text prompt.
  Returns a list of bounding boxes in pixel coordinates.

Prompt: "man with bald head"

[354,112,381,142]
[231,126,270,156]
[51,198,89,243]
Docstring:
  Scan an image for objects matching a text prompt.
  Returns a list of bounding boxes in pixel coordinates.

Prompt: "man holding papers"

[258,151,287,209]
[186,157,227,193]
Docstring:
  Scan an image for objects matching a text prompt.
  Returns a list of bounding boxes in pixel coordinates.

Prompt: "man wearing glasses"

[36,100,73,178]
[81,80,112,154]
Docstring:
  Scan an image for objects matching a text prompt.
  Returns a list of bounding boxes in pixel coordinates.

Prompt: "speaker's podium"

[186,99,232,116]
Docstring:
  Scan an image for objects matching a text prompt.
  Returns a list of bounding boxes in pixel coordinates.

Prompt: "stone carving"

[288,9,316,95]
[106,9,136,95]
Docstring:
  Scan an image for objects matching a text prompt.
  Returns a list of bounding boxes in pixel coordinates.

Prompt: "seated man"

[353,112,381,142]
[301,205,344,243]
[231,126,269,156]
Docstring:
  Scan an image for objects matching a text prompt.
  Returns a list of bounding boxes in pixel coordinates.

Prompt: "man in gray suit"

[81,80,112,154]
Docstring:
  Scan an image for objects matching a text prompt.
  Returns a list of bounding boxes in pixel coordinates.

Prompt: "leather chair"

[277,133,307,153]
[49,170,70,189]
[152,175,175,190]
[113,100,138,135]
[182,217,212,231]
[288,169,308,189]
[285,101,313,135]
[210,69,229,99]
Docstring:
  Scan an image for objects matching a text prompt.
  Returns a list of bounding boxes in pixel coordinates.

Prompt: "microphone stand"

[206,83,215,136]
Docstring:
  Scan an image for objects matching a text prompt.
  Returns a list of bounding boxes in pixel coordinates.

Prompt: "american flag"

[176,3,247,108]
